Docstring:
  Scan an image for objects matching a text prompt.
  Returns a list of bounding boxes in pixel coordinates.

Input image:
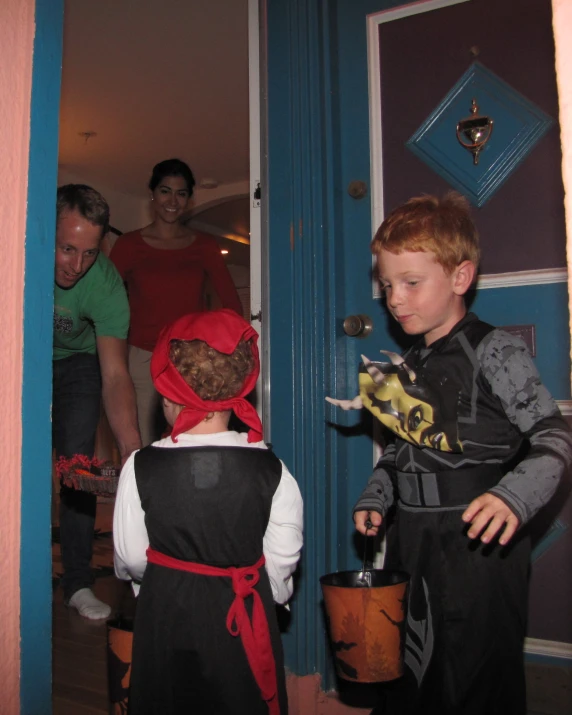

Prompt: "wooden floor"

[52,574,572,715]
[53,575,136,715]
[52,499,134,715]
[527,661,572,715]
[51,500,572,714]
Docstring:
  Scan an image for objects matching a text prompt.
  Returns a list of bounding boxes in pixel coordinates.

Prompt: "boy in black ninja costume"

[327,192,572,715]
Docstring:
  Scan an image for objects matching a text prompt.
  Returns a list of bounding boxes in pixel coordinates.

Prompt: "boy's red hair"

[371,192,480,275]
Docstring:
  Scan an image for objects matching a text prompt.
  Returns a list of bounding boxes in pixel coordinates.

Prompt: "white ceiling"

[58,0,250,199]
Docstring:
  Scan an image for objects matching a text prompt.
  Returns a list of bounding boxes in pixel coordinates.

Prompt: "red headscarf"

[151,309,262,443]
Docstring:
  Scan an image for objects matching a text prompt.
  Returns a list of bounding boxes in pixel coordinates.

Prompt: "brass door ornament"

[456,98,493,165]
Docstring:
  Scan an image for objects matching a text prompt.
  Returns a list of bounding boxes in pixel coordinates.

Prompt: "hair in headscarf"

[151,309,262,442]
[169,338,255,402]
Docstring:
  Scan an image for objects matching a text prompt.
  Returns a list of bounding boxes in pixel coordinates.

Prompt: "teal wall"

[472,282,571,400]
[21,0,63,711]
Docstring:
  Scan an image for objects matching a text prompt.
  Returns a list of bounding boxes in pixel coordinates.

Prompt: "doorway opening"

[52,1,261,711]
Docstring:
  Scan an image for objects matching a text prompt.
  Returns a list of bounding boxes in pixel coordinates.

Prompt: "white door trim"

[249,0,270,431]
[525,637,572,660]
[249,0,262,326]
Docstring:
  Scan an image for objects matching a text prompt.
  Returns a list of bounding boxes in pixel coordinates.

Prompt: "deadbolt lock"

[343,314,373,338]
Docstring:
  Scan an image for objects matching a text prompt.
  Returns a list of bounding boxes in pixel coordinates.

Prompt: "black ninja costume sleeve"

[353,441,397,518]
[477,329,572,524]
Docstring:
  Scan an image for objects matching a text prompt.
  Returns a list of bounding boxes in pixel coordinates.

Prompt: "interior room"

[52,1,252,712]
[56,0,252,308]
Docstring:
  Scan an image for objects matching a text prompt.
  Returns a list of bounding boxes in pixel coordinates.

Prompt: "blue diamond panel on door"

[406,62,553,207]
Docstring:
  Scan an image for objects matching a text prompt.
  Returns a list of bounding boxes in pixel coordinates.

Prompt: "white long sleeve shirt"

[113,431,303,605]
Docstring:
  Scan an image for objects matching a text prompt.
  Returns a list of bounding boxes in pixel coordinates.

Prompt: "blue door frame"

[20,0,63,711]
[266,0,403,681]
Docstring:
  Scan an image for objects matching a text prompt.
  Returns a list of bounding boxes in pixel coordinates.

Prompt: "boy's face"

[377,249,473,346]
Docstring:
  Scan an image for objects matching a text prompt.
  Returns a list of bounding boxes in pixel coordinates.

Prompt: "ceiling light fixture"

[220,249,229,255]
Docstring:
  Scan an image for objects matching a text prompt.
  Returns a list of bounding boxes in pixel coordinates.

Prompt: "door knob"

[343,314,373,338]
[347,180,368,200]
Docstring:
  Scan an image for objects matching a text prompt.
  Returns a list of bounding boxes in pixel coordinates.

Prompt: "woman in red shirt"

[110,158,243,445]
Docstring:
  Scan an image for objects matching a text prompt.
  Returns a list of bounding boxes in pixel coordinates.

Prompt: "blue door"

[265,0,407,681]
[266,0,570,683]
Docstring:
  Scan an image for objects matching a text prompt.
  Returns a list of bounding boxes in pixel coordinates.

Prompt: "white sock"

[68,588,111,620]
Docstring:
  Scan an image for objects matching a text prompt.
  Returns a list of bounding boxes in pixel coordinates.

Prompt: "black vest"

[135,445,282,567]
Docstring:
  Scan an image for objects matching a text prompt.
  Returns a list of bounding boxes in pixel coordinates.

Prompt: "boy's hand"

[354,510,382,536]
[462,493,520,546]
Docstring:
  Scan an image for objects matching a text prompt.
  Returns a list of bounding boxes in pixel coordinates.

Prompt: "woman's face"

[151,175,191,223]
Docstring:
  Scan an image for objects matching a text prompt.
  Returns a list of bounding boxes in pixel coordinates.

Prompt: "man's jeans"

[52,353,102,601]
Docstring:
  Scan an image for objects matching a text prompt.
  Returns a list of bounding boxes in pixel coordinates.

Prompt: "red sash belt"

[146,548,279,715]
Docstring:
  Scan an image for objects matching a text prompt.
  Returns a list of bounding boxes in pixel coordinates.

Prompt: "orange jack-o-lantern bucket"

[320,569,409,683]
[106,617,133,714]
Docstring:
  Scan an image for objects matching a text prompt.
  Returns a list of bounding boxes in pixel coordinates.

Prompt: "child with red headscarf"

[113,309,303,715]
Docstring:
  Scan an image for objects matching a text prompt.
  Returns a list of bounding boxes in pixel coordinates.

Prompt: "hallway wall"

[0,0,34,710]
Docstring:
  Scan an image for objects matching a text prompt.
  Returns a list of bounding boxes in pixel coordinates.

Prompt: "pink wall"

[552,0,572,377]
[0,0,34,710]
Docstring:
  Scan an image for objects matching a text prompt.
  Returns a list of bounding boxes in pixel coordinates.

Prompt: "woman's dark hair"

[56,184,110,235]
[148,158,196,195]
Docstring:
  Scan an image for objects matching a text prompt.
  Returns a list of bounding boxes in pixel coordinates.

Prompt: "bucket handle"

[356,513,374,587]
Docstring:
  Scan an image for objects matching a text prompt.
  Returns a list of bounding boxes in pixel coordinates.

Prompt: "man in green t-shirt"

[53,185,141,619]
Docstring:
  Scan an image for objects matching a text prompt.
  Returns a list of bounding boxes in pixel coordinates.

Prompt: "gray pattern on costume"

[456,331,481,424]
[355,443,396,517]
[404,578,434,686]
[479,329,572,523]
[479,330,559,431]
